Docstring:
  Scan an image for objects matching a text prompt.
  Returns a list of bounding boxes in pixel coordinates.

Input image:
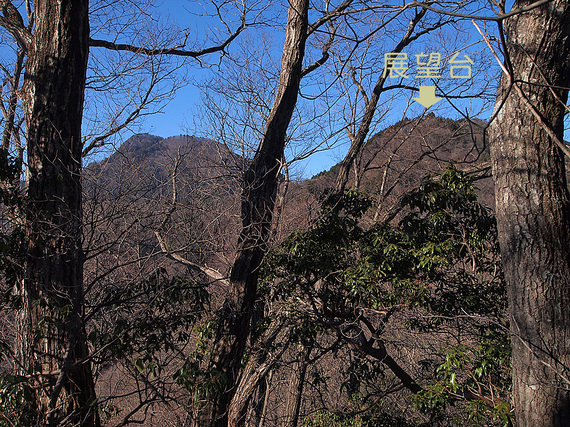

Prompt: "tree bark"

[18,0,99,425]
[226,319,288,426]
[191,1,309,425]
[283,343,312,427]
[487,2,570,425]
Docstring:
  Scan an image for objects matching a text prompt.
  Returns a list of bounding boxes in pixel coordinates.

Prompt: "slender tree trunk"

[487,2,570,425]
[283,343,312,427]
[244,376,267,427]
[257,371,272,427]
[226,317,289,426]
[1,48,24,152]
[18,1,99,425]
[192,1,309,425]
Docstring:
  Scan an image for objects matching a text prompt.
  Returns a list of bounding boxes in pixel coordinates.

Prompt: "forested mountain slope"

[83,115,493,260]
[74,115,506,426]
[278,114,493,240]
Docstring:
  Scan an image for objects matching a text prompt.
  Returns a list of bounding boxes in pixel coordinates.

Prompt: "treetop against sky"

[1,0,566,178]
[131,1,501,177]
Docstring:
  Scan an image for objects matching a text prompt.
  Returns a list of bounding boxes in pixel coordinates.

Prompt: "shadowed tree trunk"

[191,1,309,425]
[487,1,570,425]
[13,0,99,425]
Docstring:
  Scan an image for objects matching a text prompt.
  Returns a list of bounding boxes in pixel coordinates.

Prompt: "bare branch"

[0,0,32,50]
[301,23,336,77]
[409,0,553,22]
[475,20,570,159]
[82,69,163,156]
[154,230,227,284]
[335,7,430,192]
[307,0,353,36]
[89,12,246,58]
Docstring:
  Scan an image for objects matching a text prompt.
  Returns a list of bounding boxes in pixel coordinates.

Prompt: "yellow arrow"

[413,86,442,108]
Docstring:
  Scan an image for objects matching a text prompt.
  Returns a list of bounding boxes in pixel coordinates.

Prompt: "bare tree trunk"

[487,2,570,425]
[244,375,267,427]
[192,1,309,425]
[1,48,24,152]
[17,1,99,425]
[258,371,272,427]
[226,318,289,427]
[283,343,312,427]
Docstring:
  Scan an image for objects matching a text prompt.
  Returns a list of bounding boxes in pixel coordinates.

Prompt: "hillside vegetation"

[70,115,508,426]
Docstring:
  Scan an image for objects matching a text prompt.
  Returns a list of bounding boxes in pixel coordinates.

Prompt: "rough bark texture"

[19,0,99,425]
[191,1,309,425]
[227,319,287,426]
[283,344,311,427]
[228,339,311,427]
[487,1,570,425]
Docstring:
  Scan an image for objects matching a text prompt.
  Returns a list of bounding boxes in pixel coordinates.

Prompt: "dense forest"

[0,1,569,426]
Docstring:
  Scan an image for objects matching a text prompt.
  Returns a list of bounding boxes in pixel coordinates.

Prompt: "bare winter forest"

[0,1,569,426]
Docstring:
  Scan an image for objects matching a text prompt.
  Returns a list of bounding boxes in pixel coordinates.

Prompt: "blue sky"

[135,1,222,137]
[80,1,570,178]
[2,1,565,177]
[116,1,499,178]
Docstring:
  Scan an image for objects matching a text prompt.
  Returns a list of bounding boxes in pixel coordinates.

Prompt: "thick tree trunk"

[242,376,266,427]
[487,2,570,425]
[19,1,99,425]
[191,1,309,425]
